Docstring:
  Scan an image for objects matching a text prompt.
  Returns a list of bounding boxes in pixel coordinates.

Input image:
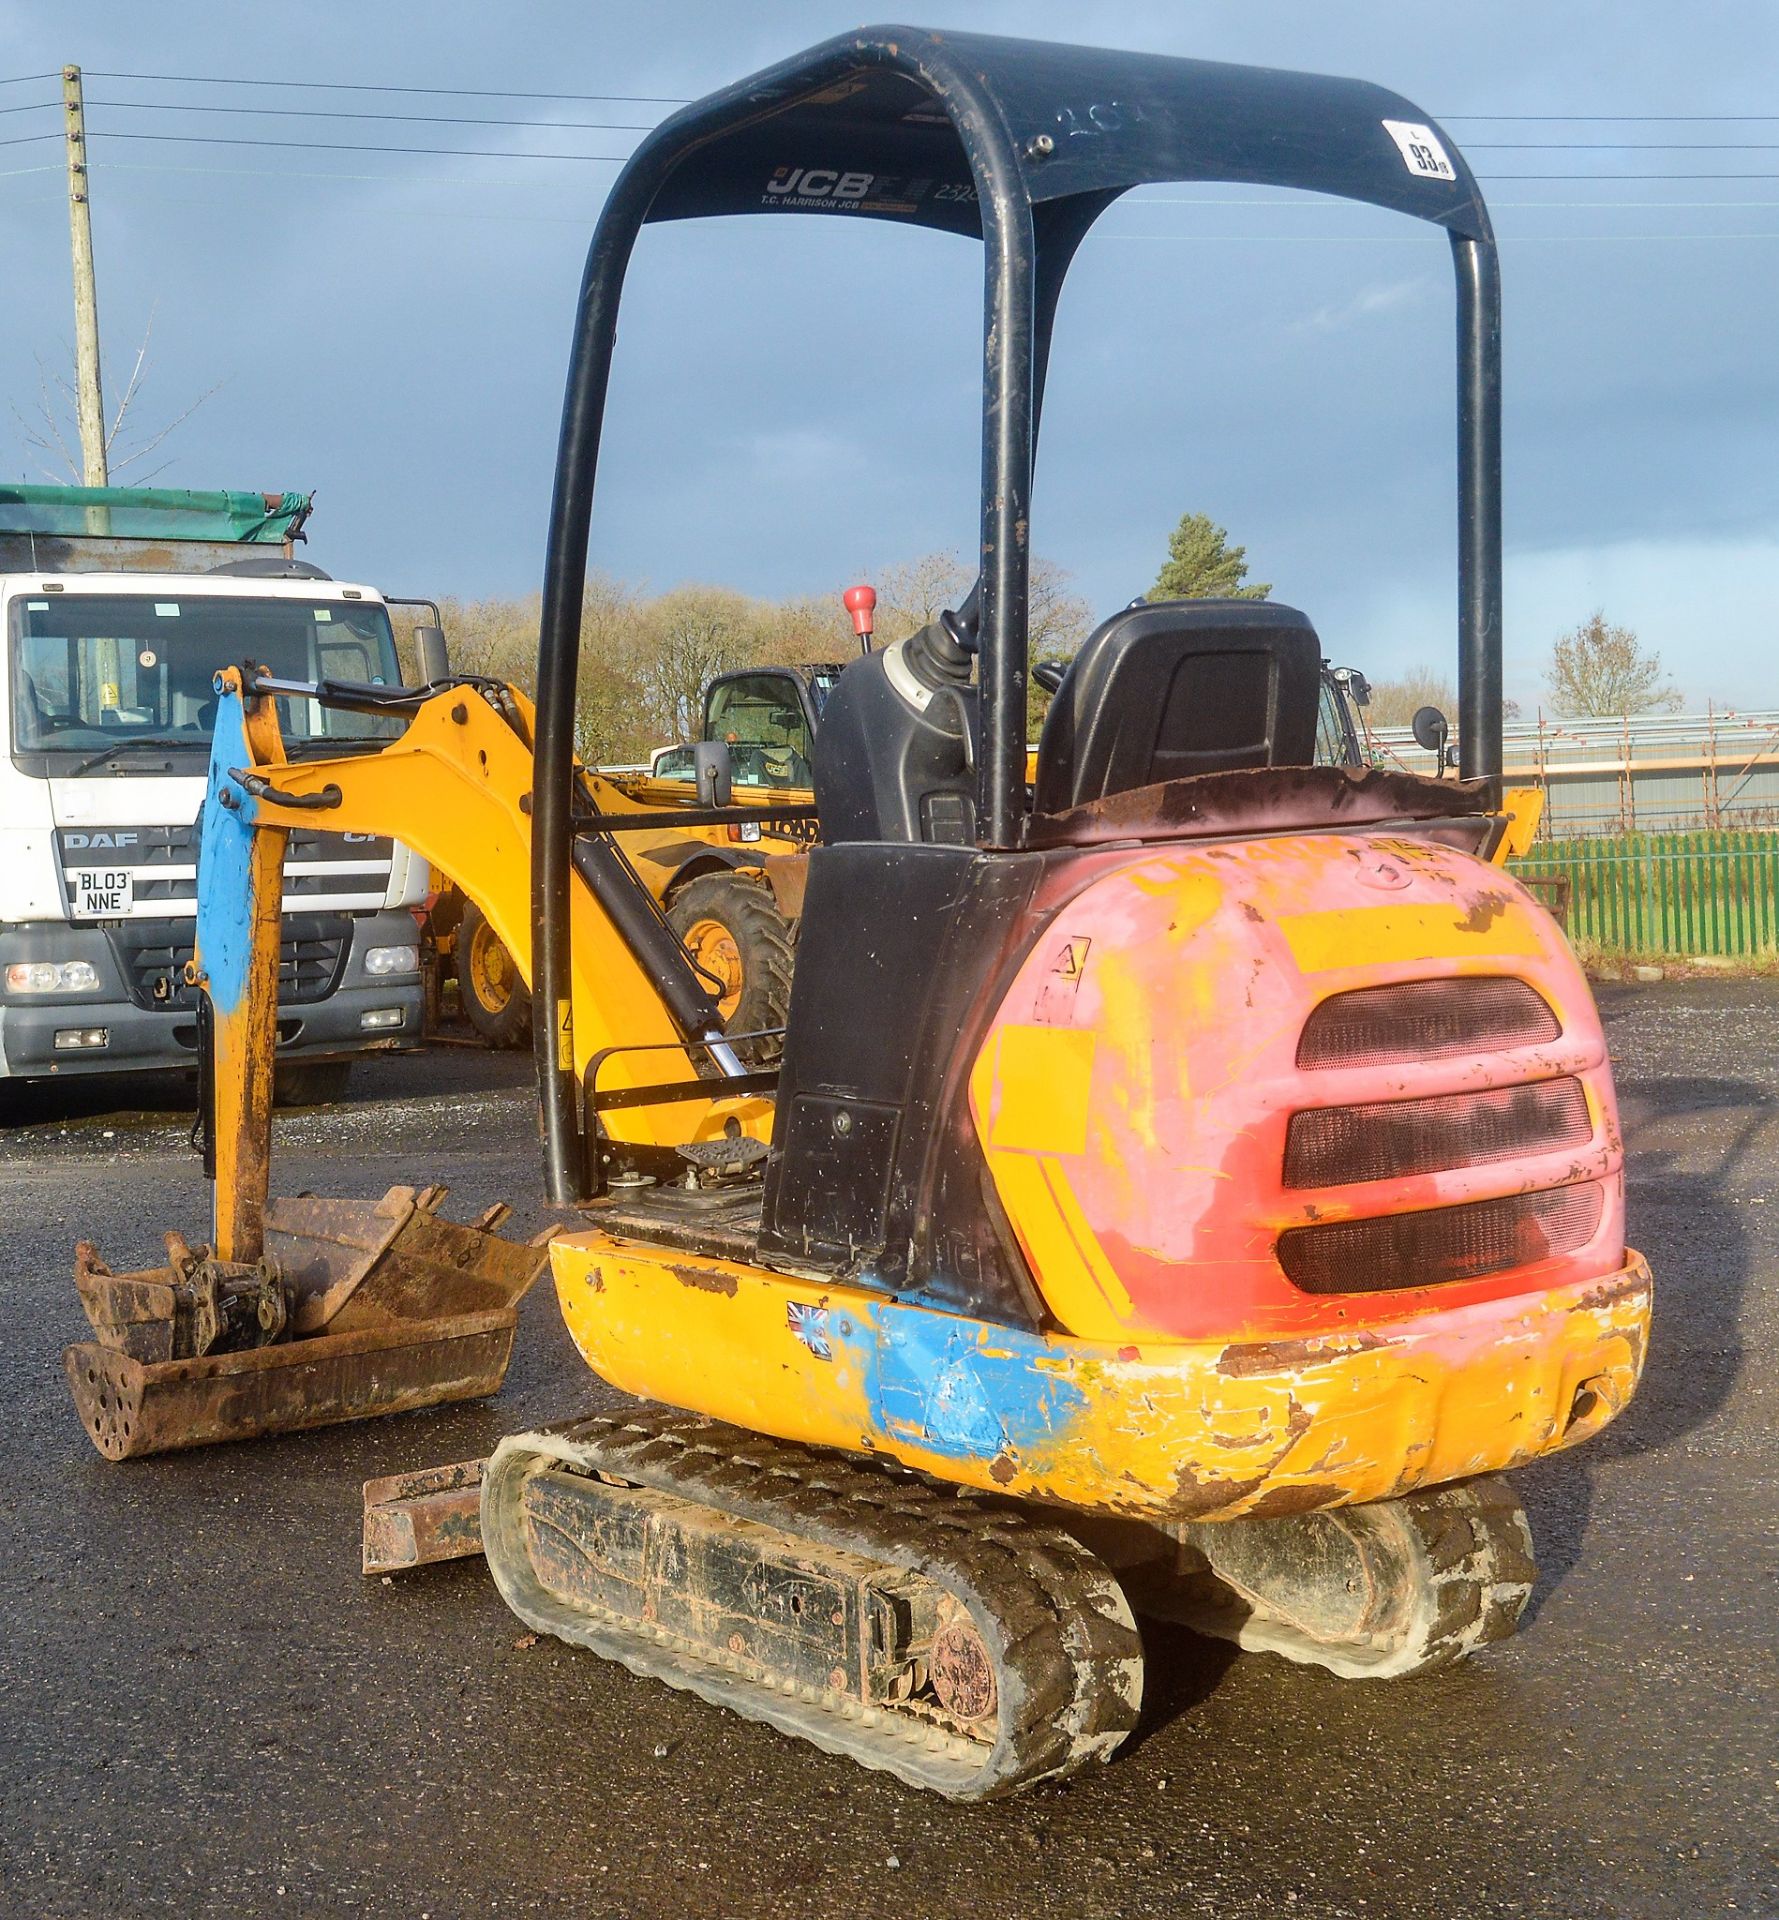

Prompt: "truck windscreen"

[9,593,404,772]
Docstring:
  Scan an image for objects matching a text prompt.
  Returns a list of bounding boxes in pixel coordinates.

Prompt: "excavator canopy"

[634,29,1491,241]
[531,25,1504,1198]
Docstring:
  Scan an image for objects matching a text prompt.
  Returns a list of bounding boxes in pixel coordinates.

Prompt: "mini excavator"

[75,29,1651,1800]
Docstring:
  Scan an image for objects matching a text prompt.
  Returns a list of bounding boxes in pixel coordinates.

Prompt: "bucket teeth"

[64,1186,551,1460]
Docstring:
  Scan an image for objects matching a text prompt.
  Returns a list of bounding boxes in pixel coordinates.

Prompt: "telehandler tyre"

[273,1059,354,1106]
[457,896,532,1049]
[666,871,795,1061]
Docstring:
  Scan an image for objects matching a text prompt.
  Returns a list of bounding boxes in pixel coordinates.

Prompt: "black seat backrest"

[1034,598,1323,815]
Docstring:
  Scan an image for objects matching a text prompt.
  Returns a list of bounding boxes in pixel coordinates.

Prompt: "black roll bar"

[528,26,1504,1203]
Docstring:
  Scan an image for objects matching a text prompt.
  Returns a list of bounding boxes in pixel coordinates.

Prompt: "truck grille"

[1282,1078,1592,1189]
[56,824,393,917]
[1296,977,1559,1070]
[109,914,351,1011]
[1276,1182,1604,1294]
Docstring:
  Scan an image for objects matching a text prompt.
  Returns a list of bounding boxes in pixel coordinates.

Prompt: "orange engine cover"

[969,830,1622,1344]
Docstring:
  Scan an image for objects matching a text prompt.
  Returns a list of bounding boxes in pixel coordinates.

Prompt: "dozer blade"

[362,1457,487,1574]
[64,1185,550,1461]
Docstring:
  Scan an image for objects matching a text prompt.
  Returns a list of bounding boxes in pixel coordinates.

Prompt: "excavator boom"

[64,664,769,1460]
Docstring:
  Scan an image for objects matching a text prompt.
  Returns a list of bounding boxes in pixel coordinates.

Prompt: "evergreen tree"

[1149,512,1271,601]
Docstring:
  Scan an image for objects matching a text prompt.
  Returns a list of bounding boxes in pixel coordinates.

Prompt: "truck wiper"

[63,737,203,777]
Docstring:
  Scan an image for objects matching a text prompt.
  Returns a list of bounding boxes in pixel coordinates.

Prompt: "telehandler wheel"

[273,1060,353,1106]
[457,896,532,1049]
[666,871,795,1062]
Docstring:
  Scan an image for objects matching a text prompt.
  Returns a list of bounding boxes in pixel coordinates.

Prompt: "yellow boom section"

[205,672,771,1159]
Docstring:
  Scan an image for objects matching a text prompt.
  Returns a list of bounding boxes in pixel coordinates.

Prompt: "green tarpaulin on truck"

[0,486,312,545]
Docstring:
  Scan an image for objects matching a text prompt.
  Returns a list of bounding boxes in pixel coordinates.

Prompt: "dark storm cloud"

[3,0,1777,706]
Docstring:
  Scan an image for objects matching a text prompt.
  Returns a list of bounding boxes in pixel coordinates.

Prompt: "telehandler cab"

[72,28,1649,1801]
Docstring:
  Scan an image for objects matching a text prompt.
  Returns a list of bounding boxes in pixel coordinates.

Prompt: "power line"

[43,73,1779,123]
[86,129,634,162]
[1444,112,1779,122]
[0,98,58,115]
[0,131,59,148]
[1126,194,1779,208]
[1472,141,1779,150]
[85,68,687,105]
[69,164,1779,216]
[59,126,1779,182]
[74,98,1779,149]
[1488,171,1779,180]
[86,98,657,133]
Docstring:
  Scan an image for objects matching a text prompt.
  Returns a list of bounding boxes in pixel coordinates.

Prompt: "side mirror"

[1031,659,1069,696]
[413,624,449,685]
[1411,704,1451,767]
[1347,670,1372,709]
[693,740,733,808]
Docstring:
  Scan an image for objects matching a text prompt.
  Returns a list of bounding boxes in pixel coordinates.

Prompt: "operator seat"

[1033,598,1322,816]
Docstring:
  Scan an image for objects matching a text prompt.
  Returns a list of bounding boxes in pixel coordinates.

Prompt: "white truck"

[0,485,429,1099]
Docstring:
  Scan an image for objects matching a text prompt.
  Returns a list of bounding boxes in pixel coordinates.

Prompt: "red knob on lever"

[843,583,877,652]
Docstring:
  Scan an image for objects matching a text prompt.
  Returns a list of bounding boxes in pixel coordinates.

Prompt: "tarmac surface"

[0,983,1774,1920]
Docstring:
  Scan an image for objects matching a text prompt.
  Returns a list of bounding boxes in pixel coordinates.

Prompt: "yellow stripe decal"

[985,1024,1096,1156]
[1278,901,1543,973]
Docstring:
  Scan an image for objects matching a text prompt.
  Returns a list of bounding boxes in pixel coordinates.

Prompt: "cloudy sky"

[2,1,1777,713]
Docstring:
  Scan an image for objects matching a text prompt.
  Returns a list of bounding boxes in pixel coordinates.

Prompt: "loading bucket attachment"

[64,1185,549,1461]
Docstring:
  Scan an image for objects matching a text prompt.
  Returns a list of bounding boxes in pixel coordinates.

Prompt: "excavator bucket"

[63,1185,548,1460]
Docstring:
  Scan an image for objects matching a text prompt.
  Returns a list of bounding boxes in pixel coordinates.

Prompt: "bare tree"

[1363,668,1458,730]
[406,552,1093,764]
[633,586,760,742]
[12,311,221,485]
[1025,557,1094,734]
[1546,611,1682,717]
[873,550,975,646]
[759,591,855,667]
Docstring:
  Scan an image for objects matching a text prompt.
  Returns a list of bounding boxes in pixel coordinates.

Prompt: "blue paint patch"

[786,1299,832,1360]
[193,685,261,1017]
[845,1302,1095,1468]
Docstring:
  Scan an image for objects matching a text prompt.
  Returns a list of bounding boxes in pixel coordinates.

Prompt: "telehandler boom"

[76,27,1650,1801]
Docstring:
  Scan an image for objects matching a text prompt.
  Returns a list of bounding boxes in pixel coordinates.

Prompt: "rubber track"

[482,1404,1143,1800]
[1182,1474,1538,1680]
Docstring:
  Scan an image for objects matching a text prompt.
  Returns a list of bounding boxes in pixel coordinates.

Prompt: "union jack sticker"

[787,1300,832,1361]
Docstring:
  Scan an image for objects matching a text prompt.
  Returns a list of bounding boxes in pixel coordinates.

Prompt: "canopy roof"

[640,25,1489,243]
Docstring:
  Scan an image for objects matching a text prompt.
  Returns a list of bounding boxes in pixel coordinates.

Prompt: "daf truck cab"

[0,486,425,1094]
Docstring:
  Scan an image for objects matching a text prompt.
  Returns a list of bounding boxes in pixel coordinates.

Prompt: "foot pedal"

[675,1135,769,1176]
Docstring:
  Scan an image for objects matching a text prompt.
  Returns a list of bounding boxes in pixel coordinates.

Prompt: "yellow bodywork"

[549,1227,1650,1522]
[204,672,769,1154]
[1497,784,1547,861]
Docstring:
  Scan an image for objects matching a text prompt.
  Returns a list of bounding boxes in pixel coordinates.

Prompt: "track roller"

[481,1404,1143,1800]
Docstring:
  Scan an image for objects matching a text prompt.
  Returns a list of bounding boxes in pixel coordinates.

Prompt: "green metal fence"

[1509,830,1779,957]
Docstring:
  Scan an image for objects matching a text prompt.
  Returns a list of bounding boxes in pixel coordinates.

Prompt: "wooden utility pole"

[62,64,107,486]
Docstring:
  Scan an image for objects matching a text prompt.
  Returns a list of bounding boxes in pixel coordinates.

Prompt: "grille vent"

[1276,1182,1604,1295]
[1297,978,1560,1070]
[1283,1078,1591,1189]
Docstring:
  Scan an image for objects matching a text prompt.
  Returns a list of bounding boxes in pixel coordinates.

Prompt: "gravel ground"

[0,985,1774,1920]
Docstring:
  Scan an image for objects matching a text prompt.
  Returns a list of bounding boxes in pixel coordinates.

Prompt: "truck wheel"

[666,872,795,1062]
[458,897,532,1048]
[275,1060,353,1107]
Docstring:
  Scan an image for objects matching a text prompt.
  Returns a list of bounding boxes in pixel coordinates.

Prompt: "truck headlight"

[6,959,101,994]
[364,944,420,977]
